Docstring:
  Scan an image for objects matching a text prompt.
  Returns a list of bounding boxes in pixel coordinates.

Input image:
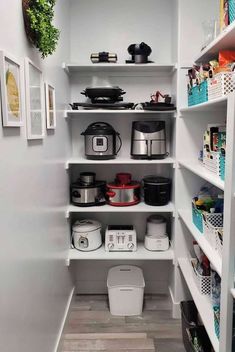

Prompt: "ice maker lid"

[107,265,145,288]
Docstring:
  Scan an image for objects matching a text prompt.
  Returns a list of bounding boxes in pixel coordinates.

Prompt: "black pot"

[81,86,125,101]
[143,176,171,206]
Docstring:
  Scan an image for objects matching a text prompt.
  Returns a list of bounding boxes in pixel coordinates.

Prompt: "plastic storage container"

[229,0,235,24]
[107,265,145,316]
[208,72,235,101]
[192,203,204,233]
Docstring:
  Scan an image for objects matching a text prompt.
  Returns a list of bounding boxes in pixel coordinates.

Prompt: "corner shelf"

[65,202,175,218]
[179,160,224,191]
[62,62,177,75]
[64,109,177,118]
[65,157,176,169]
[67,244,174,265]
[179,97,227,114]
[178,258,219,352]
[194,21,235,63]
[178,209,222,276]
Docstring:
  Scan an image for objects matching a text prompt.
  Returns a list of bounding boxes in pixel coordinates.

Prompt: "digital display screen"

[96,138,104,146]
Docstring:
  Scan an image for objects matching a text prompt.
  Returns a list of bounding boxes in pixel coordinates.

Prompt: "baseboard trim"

[54,286,75,352]
[169,286,181,319]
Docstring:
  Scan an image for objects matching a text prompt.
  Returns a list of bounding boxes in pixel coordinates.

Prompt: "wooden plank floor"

[59,294,185,352]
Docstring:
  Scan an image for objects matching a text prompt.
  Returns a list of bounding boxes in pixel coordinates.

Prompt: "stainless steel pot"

[106,173,141,206]
[71,172,106,207]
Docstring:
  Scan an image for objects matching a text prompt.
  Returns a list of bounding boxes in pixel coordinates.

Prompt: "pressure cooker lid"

[143,176,171,185]
[81,122,117,136]
[147,215,166,224]
[72,219,101,233]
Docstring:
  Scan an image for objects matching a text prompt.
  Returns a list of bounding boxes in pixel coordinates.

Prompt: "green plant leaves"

[26,0,60,58]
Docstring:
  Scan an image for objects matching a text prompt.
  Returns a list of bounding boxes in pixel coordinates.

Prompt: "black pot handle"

[115,134,122,155]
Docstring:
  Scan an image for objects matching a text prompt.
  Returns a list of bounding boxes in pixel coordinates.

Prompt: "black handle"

[115,134,122,155]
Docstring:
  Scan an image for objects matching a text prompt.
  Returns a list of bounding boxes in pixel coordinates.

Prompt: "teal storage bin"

[188,81,208,107]
[229,0,235,24]
[220,155,225,181]
[192,203,203,233]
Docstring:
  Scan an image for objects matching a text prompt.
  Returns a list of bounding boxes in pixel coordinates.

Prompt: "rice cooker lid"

[72,219,101,233]
[82,122,117,136]
[147,215,166,224]
[107,265,145,288]
[143,176,171,185]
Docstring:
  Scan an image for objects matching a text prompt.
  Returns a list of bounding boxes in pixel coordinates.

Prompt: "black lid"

[81,122,118,136]
[132,121,165,133]
[71,180,106,189]
[143,176,171,185]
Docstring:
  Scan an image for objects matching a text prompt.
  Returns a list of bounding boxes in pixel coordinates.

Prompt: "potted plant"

[22,0,60,58]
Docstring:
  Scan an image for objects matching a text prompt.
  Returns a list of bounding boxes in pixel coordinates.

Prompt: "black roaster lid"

[143,176,171,185]
[81,122,117,136]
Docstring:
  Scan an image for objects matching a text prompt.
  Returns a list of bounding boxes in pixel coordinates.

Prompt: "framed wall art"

[25,58,45,139]
[0,51,23,127]
[45,82,56,129]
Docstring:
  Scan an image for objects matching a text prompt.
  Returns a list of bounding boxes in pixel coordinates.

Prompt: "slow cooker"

[106,173,141,206]
[142,176,171,206]
[72,219,102,251]
[81,122,122,160]
[71,172,106,207]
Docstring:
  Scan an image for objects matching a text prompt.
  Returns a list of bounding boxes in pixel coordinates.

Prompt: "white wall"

[70,0,175,64]
[0,1,73,352]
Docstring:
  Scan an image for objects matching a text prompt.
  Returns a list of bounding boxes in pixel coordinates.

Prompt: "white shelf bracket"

[62,62,70,75]
[66,257,70,267]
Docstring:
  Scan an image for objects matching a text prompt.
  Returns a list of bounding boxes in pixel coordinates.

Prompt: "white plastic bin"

[107,265,145,316]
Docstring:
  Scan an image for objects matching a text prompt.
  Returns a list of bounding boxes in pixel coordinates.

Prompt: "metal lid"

[81,122,118,136]
[72,219,101,233]
[147,215,166,224]
[107,265,145,288]
[143,176,171,185]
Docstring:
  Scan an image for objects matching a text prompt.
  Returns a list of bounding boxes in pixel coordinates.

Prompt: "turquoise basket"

[213,306,220,339]
[188,81,208,107]
[192,203,203,233]
[220,155,225,181]
[229,0,235,24]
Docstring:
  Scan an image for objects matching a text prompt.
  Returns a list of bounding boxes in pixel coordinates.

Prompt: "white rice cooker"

[72,219,102,251]
[144,215,169,251]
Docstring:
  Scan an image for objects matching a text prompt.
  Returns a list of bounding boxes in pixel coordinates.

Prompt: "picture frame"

[0,51,23,127]
[25,57,45,139]
[45,82,56,129]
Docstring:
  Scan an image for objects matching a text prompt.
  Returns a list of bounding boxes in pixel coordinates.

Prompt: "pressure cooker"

[81,122,122,160]
[71,172,106,207]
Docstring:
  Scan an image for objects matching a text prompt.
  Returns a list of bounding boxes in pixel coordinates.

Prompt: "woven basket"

[22,0,35,44]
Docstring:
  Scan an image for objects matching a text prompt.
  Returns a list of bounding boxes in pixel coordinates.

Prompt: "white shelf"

[66,202,175,218]
[180,97,227,113]
[178,209,222,276]
[65,157,176,169]
[64,109,176,118]
[179,160,224,191]
[178,258,219,352]
[67,244,174,264]
[62,62,177,75]
[195,21,235,63]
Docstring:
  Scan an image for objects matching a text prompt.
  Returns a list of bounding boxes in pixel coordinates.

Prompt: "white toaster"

[105,225,137,251]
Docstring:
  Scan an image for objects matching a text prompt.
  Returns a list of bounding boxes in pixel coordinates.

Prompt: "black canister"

[143,176,171,206]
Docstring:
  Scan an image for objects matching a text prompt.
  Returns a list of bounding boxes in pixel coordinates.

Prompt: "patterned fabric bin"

[188,81,208,106]
[229,0,235,24]
[192,203,204,233]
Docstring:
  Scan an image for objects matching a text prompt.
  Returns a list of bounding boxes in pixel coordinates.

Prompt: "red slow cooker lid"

[107,182,140,189]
